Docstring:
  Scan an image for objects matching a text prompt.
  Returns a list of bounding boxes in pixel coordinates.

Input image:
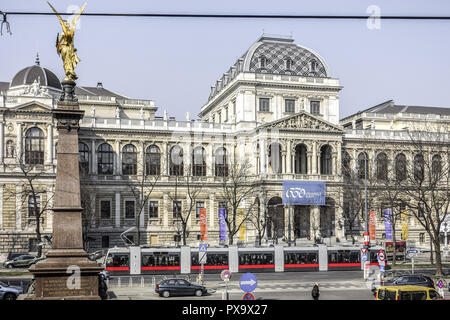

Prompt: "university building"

[0,36,448,259]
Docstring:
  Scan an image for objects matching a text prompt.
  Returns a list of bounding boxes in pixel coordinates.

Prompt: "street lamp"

[356,152,369,248]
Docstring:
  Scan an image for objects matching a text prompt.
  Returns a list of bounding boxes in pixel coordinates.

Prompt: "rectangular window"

[173,201,182,219]
[28,195,40,217]
[100,200,111,219]
[28,238,38,252]
[101,236,110,248]
[285,99,295,113]
[259,98,270,112]
[225,107,228,122]
[196,201,205,219]
[310,101,321,115]
[125,200,135,219]
[149,201,159,218]
[150,235,158,245]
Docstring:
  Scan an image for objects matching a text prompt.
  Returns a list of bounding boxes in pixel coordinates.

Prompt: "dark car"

[6,252,29,261]
[0,281,23,300]
[3,255,41,268]
[155,278,207,298]
[383,275,435,288]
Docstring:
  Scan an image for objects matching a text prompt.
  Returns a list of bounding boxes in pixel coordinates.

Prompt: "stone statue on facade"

[6,140,14,158]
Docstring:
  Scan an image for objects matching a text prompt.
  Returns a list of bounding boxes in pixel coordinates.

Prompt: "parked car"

[375,285,442,300]
[89,250,105,262]
[6,252,29,262]
[3,255,37,268]
[0,281,23,300]
[383,275,435,288]
[155,278,207,298]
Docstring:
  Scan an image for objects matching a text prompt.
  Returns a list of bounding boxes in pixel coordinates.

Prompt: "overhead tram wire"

[4,12,450,20]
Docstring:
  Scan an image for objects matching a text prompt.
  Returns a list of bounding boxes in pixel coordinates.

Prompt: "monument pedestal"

[23,80,103,300]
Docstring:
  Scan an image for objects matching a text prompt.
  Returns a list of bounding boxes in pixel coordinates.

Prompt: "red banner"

[369,210,376,240]
[199,208,207,241]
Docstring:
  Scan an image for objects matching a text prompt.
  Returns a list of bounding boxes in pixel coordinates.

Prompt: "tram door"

[130,246,141,275]
[294,206,310,238]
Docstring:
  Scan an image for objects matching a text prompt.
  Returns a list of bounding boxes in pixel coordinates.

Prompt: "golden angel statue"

[47,2,87,82]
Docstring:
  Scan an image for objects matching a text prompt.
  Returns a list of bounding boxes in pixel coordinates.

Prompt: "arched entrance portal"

[267,197,284,240]
[294,206,310,238]
[320,198,336,238]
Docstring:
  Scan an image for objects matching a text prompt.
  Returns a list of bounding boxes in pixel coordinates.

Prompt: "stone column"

[16,123,22,158]
[312,142,317,174]
[115,140,121,175]
[115,192,121,228]
[336,143,342,176]
[163,142,168,176]
[307,151,312,175]
[310,205,320,240]
[209,193,215,229]
[286,141,292,174]
[45,185,54,231]
[46,123,53,164]
[207,143,213,176]
[27,80,102,300]
[91,140,97,174]
[259,138,266,175]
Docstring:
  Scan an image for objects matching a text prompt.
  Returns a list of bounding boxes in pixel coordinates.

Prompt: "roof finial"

[35,53,40,66]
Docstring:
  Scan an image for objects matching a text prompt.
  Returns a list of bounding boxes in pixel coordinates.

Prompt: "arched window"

[145,145,161,176]
[25,127,44,165]
[357,152,368,179]
[215,147,228,177]
[192,146,206,176]
[414,154,424,182]
[78,142,90,175]
[320,145,333,175]
[395,153,407,181]
[432,154,442,180]
[294,144,308,174]
[376,153,388,181]
[122,144,137,175]
[170,145,184,176]
[97,143,114,175]
[342,151,351,179]
[259,56,267,68]
[285,58,293,70]
[268,143,282,174]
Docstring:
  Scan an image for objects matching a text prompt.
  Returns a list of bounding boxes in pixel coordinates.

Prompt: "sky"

[1,0,450,120]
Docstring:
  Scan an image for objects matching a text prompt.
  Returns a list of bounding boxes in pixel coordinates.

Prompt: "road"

[106,271,375,300]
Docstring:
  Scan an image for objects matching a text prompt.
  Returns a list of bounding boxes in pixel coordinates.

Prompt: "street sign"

[242,292,255,300]
[361,248,368,262]
[221,270,231,281]
[377,250,385,262]
[407,249,419,255]
[379,264,385,273]
[361,248,367,255]
[437,279,445,289]
[199,243,207,253]
[362,254,367,262]
[239,273,258,293]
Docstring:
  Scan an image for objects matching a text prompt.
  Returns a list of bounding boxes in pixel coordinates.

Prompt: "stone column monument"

[25,2,103,300]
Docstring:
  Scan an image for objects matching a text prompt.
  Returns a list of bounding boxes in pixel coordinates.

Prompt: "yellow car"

[375,285,442,300]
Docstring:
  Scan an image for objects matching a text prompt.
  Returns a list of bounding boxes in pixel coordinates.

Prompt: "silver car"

[3,255,39,268]
[0,281,23,300]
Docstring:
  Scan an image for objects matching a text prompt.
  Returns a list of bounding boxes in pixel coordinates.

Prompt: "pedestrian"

[312,282,320,300]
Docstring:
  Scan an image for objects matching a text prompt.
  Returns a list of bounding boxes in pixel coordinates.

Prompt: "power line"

[3,12,450,20]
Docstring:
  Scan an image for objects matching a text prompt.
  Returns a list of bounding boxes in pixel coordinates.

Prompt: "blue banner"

[282,181,326,205]
[384,209,393,240]
[219,208,227,241]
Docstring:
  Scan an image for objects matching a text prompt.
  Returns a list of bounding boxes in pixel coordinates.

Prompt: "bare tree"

[167,164,203,246]
[80,168,96,252]
[400,126,450,276]
[219,158,259,245]
[123,156,162,246]
[247,184,268,246]
[4,153,53,257]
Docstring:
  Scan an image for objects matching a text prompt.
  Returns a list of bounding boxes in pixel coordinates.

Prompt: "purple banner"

[219,208,227,242]
[383,209,393,240]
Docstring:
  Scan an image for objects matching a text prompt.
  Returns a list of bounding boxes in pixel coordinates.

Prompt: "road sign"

[437,279,445,289]
[361,248,367,255]
[221,270,231,281]
[242,292,255,300]
[239,273,258,293]
[199,243,207,252]
[377,250,385,262]
[379,264,385,273]
[362,254,367,262]
[407,249,419,255]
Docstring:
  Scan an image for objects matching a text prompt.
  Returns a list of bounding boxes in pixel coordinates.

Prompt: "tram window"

[106,253,129,267]
[328,250,360,264]
[141,253,180,267]
[284,252,318,264]
[238,253,274,265]
[191,253,228,266]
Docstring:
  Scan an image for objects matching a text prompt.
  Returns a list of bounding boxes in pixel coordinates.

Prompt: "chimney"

[97,82,103,89]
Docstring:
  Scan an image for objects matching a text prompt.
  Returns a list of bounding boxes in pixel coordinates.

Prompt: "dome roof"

[10,55,61,90]
[242,36,330,77]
